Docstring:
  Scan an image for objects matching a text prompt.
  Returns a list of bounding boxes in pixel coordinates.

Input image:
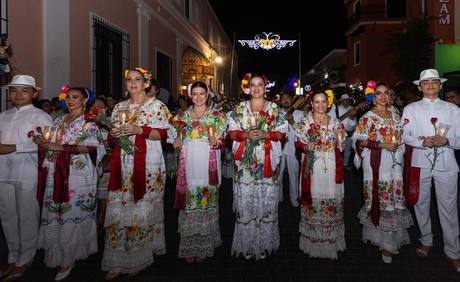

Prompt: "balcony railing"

[347,6,406,28]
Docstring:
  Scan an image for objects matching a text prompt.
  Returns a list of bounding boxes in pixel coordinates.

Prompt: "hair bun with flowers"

[364,80,376,102]
[125,67,153,89]
[241,73,252,95]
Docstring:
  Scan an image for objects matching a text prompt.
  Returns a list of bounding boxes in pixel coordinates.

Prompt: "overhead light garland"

[238,32,296,50]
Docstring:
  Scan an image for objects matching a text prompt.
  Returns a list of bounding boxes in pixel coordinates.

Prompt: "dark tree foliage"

[384,17,437,88]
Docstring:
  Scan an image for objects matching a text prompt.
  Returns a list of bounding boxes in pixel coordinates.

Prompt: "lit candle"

[121,112,126,125]
[391,134,397,143]
[250,113,257,129]
[209,127,214,137]
[44,132,51,140]
[337,131,344,152]
[438,127,446,137]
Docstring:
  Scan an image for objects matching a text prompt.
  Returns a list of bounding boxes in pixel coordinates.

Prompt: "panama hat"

[413,69,447,85]
[340,94,351,100]
[2,74,41,90]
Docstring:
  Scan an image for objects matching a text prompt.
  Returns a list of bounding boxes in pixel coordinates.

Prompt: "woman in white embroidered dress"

[295,91,346,259]
[101,68,171,280]
[34,87,106,281]
[351,82,413,264]
[169,81,227,264]
[227,73,288,260]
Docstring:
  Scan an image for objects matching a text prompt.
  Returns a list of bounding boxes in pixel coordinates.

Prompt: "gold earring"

[82,104,86,113]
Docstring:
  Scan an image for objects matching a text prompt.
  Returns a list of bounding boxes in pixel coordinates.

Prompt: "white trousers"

[0,181,39,266]
[279,154,300,207]
[414,168,460,259]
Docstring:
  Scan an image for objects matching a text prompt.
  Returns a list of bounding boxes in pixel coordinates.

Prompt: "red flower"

[430,117,437,125]
[403,118,409,125]
[36,126,43,134]
[27,130,34,138]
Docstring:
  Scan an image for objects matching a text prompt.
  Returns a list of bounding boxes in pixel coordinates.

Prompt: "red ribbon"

[108,127,166,204]
[335,147,344,183]
[37,149,48,202]
[404,144,420,206]
[369,148,382,226]
[300,151,312,207]
[262,139,273,177]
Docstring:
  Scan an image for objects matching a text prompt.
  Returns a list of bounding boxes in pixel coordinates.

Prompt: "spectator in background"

[105,94,117,116]
[444,86,460,185]
[444,87,460,107]
[146,78,160,98]
[0,75,53,281]
[176,95,191,114]
[402,69,460,273]
[0,37,11,77]
[38,98,59,120]
[387,87,401,116]
[52,96,67,119]
[157,87,171,105]
[328,94,357,170]
[91,97,111,235]
[278,91,304,207]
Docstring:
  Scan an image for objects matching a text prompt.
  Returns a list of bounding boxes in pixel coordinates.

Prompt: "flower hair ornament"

[187,82,209,97]
[241,73,252,95]
[324,89,335,108]
[307,90,334,108]
[125,67,153,89]
[58,84,71,109]
[58,85,95,109]
[364,80,376,102]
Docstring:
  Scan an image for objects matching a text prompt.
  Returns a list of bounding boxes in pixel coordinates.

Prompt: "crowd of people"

[0,67,460,281]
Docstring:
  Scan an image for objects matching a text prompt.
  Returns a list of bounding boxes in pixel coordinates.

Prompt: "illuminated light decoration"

[266,80,276,93]
[238,32,296,50]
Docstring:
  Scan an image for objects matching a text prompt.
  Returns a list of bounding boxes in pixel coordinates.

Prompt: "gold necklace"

[312,115,329,172]
[125,95,147,124]
[192,106,208,119]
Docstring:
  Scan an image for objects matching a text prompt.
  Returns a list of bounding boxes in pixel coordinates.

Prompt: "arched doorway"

[181,46,214,95]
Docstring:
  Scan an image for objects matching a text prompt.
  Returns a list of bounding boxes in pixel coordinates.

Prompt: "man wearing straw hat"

[402,68,460,273]
[0,75,53,280]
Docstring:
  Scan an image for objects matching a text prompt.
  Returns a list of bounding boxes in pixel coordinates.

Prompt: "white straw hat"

[413,69,447,85]
[2,74,41,90]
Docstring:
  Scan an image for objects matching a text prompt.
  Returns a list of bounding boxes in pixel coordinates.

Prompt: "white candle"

[121,112,126,125]
[209,127,214,137]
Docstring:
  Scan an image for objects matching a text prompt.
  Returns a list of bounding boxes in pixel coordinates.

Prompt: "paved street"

[1,167,460,281]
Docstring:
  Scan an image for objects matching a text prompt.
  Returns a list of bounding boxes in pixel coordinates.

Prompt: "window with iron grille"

[91,15,129,100]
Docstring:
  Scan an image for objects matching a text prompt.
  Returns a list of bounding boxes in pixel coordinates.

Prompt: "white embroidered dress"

[228,101,287,260]
[38,115,106,267]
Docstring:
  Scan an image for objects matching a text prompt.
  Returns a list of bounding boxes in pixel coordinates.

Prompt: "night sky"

[209,0,347,90]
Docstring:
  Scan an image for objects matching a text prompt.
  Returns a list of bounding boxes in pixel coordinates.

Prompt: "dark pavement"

[1,167,460,281]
